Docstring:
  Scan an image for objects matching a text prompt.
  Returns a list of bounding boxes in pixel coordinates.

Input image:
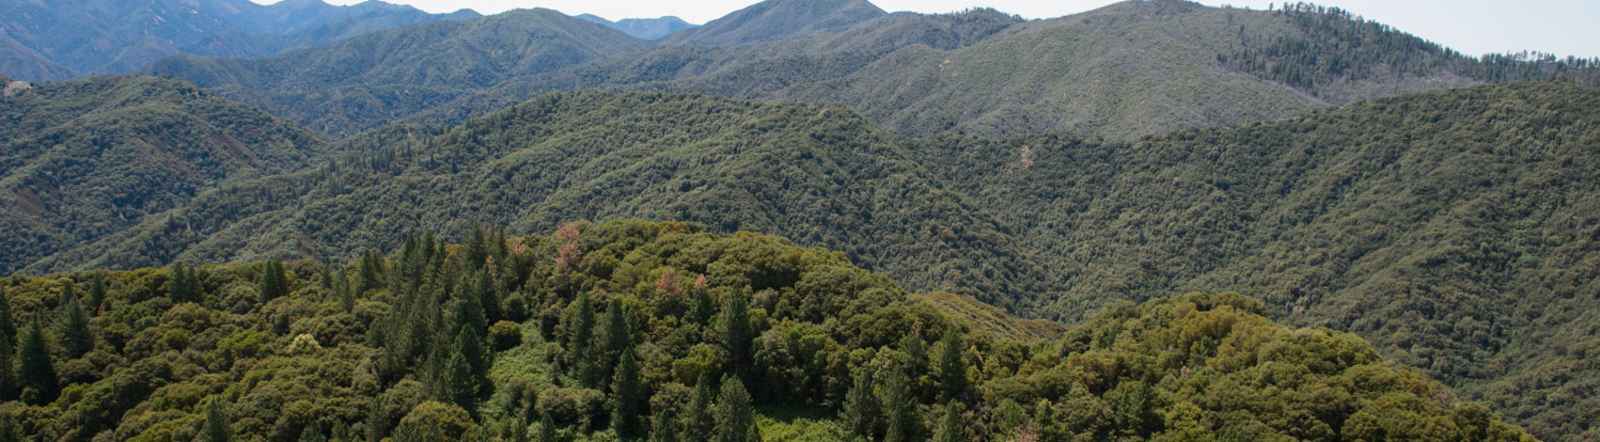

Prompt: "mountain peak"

[672,0,887,46]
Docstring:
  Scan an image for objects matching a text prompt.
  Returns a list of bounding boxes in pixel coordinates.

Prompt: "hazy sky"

[254,0,1600,58]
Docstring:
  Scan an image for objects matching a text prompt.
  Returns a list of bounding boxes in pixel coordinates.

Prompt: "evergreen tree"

[713,376,757,442]
[934,402,967,442]
[567,292,596,387]
[688,286,714,325]
[58,285,93,358]
[18,322,58,405]
[358,251,384,294]
[882,368,919,442]
[539,412,558,442]
[0,417,17,442]
[259,260,290,303]
[684,371,717,437]
[476,268,502,323]
[0,285,15,353]
[842,367,881,438]
[937,328,967,401]
[0,337,15,402]
[720,292,753,380]
[299,425,327,442]
[338,270,356,313]
[88,273,107,313]
[900,332,928,377]
[441,338,479,414]
[320,261,336,290]
[466,224,489,269]
[169,262,198,303]
[649,405,677,442]
[595,299,630,390]
[613,349,646,439]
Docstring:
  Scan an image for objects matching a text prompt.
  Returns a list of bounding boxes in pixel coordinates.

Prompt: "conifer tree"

[0,337,15,402]
[882,368,919,442]
[170,262,197,303]
[685,371,717,437]
[338,271,356,313]
[714,376,757,442]
[720,292,753,380]
[842,367,881,438]
[539,412,558,442]
[88,273,107,313]
[649,405,678,442]
[0,286,15,352]
[320,261,336,290]
[18,322,58,405]
[613,349,645,439]
[900,332,928,377]
[0,417,18,442]
[299,425,327,442]
[441,337,479,413]
[935,402,967,442]
[937,328,967,401]
[259,260,290,303]
[688,286,714,325]
[58,285,92,358]
[595,299,630,390]
[567,292,596,387]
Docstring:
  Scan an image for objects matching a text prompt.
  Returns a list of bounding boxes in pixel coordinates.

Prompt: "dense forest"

[6,77,1598,439]
[0,221,1535,440]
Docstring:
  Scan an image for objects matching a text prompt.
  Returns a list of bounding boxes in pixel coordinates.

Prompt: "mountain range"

[2,0,1599,440]
[0,0,477,81]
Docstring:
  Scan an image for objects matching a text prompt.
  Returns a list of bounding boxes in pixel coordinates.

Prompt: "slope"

[149,8,648,136]
[0,221,1532,440]
[0,76,323,276]
[575,14,698,41]
[921,80,1600,439]
[667,0,886,47]
[0,0,472,80]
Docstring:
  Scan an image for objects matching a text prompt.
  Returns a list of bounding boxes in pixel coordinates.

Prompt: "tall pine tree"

[720,292,753,381]
[0,285,15,355]
[259,260,290,304]
[935,402,967,442]
[539,411,558,442]
[595,299,630,390]
[649,405,677,442]
[18,322,58,405]
[714,376,757,442]
[567,292,596,387]
[938,328,967,402]
[842,367,881,438]
[204,399,231,442]
[58,285,92,358]
[613,349,645,439]
[882,368,920,442]
[684,371,717,437]
[169,262,198,303]
[88,273,107,313]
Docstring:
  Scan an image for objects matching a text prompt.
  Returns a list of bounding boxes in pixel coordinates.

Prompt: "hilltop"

[0,221,1532,440]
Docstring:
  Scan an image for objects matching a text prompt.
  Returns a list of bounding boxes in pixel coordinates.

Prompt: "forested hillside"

[153,0,1599,141]
[0,221,1533,440]
[0,0,475,81]
[12,79,1595,439]
[150,8,647,136]
[0,76,322,277]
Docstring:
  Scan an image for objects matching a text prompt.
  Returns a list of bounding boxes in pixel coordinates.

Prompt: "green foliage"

[935,328,966,402]
[204,399,230,442]
[57,283,93,358]
[714,377,758,442]
[934,402,967,442]
[0,221,1537,441]
[17,322,57,405]
[258,260,290,304]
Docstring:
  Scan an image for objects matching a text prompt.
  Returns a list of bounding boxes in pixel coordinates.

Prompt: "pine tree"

[613,349,645,439]
[539,412,558,442]
[713,376,757,442]
[476,268,502,323]
[0,417,18,442]
[206,400,232,442]
[88,273,107,313]
[18,322,58,405]
[169,262,198,303]
[338,270,356,313]
[594,299,630,390]
[720,292,753,380]
[58,285,93,358]
[882,368,919,442]
[685,371,717,437]
[935,402,967,442]
[567,292,596,387]
[842,367,880,438]
[0,285,15,353]
[900,332,928,377]
[649,405,677,442]
[0,337,15,402]
[299,425,327,442]
[937,328,967,402]
[259,260,290,303]
[688,286,714,325]
[441,337,479,413]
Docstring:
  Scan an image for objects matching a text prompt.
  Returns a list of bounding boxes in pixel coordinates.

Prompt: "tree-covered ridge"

[0,221,1531,440]
[922,80,1600,439]
[0,76,323,275]
[147,8,647,137]
[1219,2,1600,102]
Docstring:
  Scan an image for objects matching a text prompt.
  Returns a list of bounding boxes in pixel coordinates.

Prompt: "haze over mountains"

[3,0,1600,440]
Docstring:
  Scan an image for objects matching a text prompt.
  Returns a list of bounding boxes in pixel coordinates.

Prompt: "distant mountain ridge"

[0,0,478,80]
[575,14,698,40]
[149,0,1599,142]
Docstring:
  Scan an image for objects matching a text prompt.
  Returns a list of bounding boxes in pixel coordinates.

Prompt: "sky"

[253,0,1600,58]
